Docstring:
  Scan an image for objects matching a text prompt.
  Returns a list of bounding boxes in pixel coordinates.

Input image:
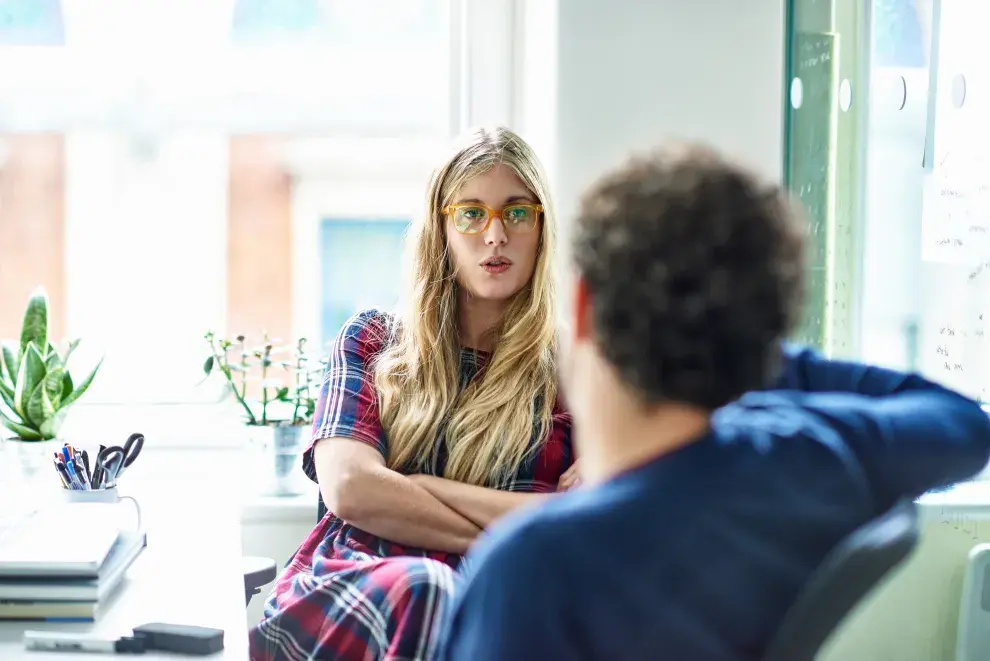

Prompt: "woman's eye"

[461,207,484,219]
[505,207,529,222]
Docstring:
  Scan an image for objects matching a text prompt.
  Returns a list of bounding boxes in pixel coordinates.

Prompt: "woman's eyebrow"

[452,195,537,206]
[504,195,537,204]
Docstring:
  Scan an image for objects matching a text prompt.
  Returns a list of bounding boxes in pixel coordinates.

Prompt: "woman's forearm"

[326,465,482,554]
[411,475,550,529]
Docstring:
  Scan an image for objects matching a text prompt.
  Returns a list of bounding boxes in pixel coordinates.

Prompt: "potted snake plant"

[0,287,103,481]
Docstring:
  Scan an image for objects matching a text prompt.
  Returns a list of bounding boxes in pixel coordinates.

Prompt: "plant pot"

[2,437,63,491]
[258,424,308,497]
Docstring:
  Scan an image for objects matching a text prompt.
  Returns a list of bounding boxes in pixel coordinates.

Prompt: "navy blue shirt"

[440,347,990,661]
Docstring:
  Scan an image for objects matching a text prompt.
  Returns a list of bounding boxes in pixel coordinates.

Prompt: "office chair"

[243,489,325,606]
[760,498,920,661]
[243,556,279,607]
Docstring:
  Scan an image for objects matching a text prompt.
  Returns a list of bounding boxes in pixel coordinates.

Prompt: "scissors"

[93,432,145,488]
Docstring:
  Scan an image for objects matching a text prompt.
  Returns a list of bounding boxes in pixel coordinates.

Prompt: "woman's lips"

[482,263,510,274]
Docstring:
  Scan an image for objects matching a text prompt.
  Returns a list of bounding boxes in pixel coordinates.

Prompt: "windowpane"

[873,0,928,68]
[0,0,63,45]
[319,219,408,347]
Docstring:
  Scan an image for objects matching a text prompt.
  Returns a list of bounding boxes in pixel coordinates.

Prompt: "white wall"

[550,0,785,231]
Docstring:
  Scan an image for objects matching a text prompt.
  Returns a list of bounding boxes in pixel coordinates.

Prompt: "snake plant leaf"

[0,379,17,417]
[61,371,74,401]
[63,338,80,365]
[1,342,18,388]
[45,348,63,372]
[59,357,103,409]
[19,288,48,359]
[14,344,46,424]
[43,366,64,407]
[39,407,68,440]
[0,380,16,414]
[1,416,43,440]
[26,379,56,427]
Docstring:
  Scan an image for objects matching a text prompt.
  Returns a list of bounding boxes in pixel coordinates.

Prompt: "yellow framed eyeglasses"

[442,203,543,235]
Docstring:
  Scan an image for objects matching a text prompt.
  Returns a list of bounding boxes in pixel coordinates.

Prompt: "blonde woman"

[248,126,576,661]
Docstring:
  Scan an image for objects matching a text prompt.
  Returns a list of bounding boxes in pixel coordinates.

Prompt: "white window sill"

[242,486,320,525]
[917,481,990,519]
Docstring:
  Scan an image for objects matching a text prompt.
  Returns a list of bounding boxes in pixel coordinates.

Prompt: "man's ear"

[573,275,594,342]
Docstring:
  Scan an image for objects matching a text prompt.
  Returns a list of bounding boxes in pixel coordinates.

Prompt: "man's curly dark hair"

[572,142,807,410]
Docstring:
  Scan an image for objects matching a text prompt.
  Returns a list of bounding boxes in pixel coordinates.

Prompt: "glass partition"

[786,0,990,404]
[784,0,869,356]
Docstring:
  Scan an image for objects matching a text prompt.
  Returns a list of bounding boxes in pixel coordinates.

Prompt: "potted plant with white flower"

[202,330,325,496]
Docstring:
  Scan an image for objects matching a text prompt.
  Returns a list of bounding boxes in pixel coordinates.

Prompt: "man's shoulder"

[462,492,592,580]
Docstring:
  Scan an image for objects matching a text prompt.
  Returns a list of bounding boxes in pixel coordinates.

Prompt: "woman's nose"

[484,215,508,245]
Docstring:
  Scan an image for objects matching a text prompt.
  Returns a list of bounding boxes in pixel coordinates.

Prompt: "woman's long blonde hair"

[373,126,559,487]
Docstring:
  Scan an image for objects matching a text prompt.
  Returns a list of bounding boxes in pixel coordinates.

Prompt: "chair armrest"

[243,556,278,594]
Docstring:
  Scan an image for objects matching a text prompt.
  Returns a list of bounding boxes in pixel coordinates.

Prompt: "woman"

[248,126,577,661]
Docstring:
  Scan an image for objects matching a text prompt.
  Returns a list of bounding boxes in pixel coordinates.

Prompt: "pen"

[64,460,87,491]
[73,454,91,488]
[52,457,69,489]
[23,630,145,654]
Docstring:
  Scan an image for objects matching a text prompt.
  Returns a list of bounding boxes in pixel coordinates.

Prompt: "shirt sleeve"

[440,523,582,661]
[301,309,390,482]
[771,344,990,504]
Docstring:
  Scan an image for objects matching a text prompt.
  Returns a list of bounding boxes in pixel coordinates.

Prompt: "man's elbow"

[955,398,990,476]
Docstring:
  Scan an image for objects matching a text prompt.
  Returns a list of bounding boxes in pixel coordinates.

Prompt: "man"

[439,143,990,660]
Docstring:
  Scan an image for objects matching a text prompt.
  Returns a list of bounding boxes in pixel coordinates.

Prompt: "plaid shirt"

[248,309,573,661]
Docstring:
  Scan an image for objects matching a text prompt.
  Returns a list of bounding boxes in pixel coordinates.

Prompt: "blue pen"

[64,460,86,491]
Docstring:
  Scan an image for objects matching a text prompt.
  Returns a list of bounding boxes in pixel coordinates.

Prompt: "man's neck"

[458,291,507,352]
[576,397,712,486]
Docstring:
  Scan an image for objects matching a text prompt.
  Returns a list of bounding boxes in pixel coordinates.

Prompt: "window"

[0,0,63,45]
[319,219,409,348]
[0,0,517,447]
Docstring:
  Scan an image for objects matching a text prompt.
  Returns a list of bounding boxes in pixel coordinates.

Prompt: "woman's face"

[445,164,542,303]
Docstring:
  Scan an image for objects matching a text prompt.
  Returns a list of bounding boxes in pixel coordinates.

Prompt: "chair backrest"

[760,499,920,661]
[317,491,327,522]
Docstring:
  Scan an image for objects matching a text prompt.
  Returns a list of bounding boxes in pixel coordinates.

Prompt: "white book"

[0,503,127,578]
[0,530,147,604]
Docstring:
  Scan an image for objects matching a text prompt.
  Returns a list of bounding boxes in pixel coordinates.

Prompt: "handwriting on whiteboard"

[922,151,990,265]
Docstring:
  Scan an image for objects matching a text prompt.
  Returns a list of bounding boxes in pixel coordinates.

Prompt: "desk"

[0,482,249,659]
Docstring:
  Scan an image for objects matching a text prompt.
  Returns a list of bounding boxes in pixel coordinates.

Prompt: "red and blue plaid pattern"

[248,309,573,661]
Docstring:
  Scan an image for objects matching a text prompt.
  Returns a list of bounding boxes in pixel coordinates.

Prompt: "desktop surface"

[0,479,249,659]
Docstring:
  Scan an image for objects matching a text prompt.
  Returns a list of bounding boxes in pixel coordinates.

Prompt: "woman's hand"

[557,462,582,491]
[313,440,481,554]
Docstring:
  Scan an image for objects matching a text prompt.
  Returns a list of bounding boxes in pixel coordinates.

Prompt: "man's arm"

[409,475,551,529]
[314,439,481,554]
[770,344,990,497]
[773,343,950,396]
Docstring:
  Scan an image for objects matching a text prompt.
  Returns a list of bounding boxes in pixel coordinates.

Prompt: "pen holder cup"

[60,487,142,531]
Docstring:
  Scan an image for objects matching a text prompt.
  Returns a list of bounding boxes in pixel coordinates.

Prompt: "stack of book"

[0,502,146,622]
